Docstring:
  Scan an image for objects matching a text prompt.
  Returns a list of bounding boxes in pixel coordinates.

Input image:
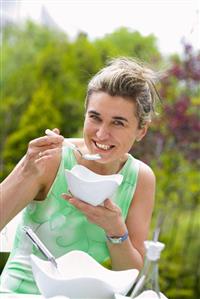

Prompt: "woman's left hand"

[62,194,127,236]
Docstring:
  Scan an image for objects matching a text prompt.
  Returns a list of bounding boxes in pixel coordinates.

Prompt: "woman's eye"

[113,120,124,127]
[90,115,101,121]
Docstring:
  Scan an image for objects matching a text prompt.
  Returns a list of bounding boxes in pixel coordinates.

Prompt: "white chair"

[0,211,22,252]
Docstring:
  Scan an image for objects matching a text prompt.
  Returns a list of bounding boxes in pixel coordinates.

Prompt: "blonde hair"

[85,57,161,128]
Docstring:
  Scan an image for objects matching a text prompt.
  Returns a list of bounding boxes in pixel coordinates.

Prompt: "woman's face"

[83,92,147,163]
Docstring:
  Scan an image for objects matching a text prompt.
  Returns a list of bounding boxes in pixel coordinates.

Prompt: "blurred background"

[0,0,200,298]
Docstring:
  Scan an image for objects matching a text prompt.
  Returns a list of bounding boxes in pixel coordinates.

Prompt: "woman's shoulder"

[137,159,156,186]
[138,160,156,190]
[128,159,156,210]
[127,155,155,177]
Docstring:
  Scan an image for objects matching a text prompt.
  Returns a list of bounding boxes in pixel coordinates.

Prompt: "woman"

[0,57,159,294]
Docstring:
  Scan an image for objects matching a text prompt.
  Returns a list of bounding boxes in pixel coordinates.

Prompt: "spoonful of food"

[45,129,101,161]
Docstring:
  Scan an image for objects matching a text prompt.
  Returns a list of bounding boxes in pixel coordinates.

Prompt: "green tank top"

[0,147,139,294]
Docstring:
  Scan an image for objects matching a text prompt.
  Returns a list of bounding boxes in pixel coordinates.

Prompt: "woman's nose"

[96,125,110,140]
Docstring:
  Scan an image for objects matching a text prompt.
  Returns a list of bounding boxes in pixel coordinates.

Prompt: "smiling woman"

[0,57,161,295]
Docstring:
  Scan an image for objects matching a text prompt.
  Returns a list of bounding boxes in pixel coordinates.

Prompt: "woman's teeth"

[96,142,112,150]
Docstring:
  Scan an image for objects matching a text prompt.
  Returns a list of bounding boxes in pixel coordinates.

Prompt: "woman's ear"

[136,124,149,142]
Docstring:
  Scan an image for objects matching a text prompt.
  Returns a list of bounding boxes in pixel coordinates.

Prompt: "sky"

[3,0,200,54]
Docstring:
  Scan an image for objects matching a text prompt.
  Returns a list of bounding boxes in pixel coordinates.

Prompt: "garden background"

[0,18,200,299]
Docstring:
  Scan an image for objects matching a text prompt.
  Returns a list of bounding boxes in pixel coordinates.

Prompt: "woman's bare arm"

[0,133,64,230]
[107,162,156,270]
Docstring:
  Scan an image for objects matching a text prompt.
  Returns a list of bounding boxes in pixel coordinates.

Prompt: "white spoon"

[45,129,101,161]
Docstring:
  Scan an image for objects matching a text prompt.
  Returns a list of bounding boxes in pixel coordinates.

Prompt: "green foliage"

[3,84,62,171]
[94,27,161,63]
[158,207,200,299]
[150,153,200,298]
[152,152,200,209]
[132,43,200,298]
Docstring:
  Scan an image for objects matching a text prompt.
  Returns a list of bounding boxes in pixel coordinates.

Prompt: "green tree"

[93,27,161,63]
[1,21,69,169]
[3,84,61,174]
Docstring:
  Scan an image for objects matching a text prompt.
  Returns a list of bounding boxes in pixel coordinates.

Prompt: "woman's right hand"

[21,128,64,177]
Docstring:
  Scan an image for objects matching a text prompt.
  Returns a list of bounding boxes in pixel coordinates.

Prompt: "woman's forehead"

[87,92,136,116]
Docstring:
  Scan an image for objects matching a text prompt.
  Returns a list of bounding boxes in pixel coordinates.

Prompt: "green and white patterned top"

[0,147,139,294]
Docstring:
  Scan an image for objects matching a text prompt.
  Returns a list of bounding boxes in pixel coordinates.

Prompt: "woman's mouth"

[94,141,115,151]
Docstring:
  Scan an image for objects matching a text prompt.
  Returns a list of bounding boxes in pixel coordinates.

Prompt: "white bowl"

[65,165,123,206]
[31,250,138,299]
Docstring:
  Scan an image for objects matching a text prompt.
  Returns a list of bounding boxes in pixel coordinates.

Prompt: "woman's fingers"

[52,128,60,135]
[62,194,114,212]
[26,130,63,161]
[62,194,114,217]
[36,148,61,160]
[62,193,94,212]
[104,198,114,209]
[29,135,64,148]
[104,198,118,211]
[62,194,71,200]
[62,194,87,207]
